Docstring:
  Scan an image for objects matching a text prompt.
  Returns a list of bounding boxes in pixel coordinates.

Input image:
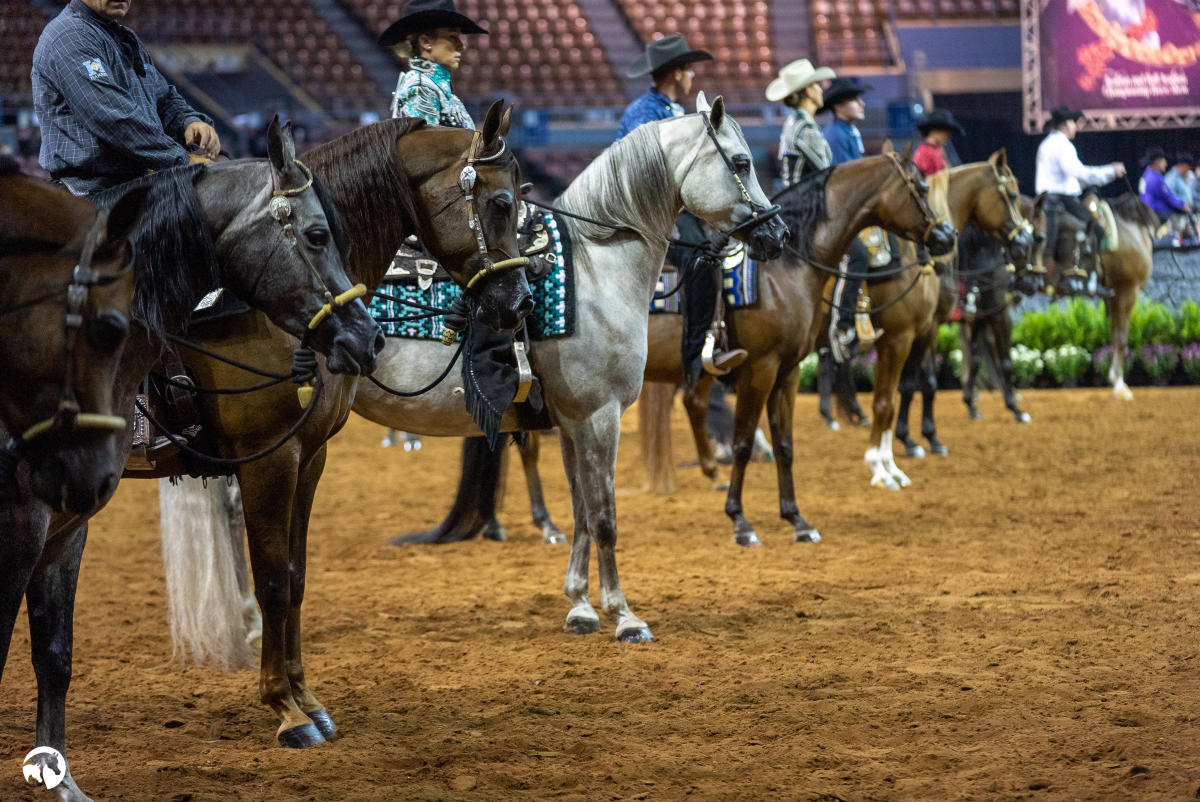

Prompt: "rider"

[32,0,221,197]
[821,77,879,362]
[1034,105,1125,294]
[1164,151,1197,246]
[912,108,964,178]
[379,0,485,129]
[1138,146,1189,248]
[619,34,748,380]
[768,58,835,188]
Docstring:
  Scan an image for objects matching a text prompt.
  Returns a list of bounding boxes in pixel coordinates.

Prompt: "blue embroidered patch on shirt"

[82,58,107,80]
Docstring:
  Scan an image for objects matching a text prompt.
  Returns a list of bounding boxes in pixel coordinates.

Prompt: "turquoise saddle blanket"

[649,245,758,314]
[370,210,575,341]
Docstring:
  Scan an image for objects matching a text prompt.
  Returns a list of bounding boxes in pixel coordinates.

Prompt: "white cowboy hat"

[765,59,836,103]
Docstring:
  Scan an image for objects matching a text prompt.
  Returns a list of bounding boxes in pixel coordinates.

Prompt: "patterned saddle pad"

[370,209,575,341]
[649,244,759,314]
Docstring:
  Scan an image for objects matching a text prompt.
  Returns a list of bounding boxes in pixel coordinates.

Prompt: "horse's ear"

[881,138,894,156]
[480,100,505,153]
[709,95,725,130]
[1033,191,1048,216]
[499,105,513,139]
[98,184,151,255]
[988,148,1008,170]
[696,90,711,113]
[267,115,297,175]
[900,140,914,162]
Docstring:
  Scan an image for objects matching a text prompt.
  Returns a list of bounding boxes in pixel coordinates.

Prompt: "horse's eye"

[88,310,129,351]
[305,228,331,248]
[732,155,751,173]
[492,191,514,211]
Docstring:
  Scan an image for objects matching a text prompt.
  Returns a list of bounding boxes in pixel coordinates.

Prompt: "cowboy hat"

[1174,151,1195,167]
[916,108,965,137]
[819,77,873,113]
[1042,105,1082,132]
[626,34,713,78]
[1139,145,1167,166]
[378,0,487,47]
[765,59,836,103]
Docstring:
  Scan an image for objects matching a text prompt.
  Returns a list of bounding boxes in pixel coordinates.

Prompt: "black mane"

[92,164,219,339]
[1108,192,1158,229]
[0,155,20,176]
[304,117,428,281]
[771,166,833,261]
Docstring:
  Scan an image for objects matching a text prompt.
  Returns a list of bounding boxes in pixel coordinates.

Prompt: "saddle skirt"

[1086,197,1119,251]
[649,243,759,314]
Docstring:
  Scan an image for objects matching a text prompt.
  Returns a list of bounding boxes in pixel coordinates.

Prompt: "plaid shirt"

[616,88,684,141]
[32,0,212,196]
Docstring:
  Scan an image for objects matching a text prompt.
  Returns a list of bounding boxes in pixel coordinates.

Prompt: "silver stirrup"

[701,329,729,376]
[513,339,533,403]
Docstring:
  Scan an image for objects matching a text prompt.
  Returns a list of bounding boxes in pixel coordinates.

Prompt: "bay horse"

[364,142,956,549]
[959,194,1049,424]
[820,152,1033,489]
[0,119,383,802]
[1,159,148,513]
[149,104,533,752]
[160,99,787,682]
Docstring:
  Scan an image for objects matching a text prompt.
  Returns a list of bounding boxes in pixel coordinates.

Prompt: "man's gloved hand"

[185,120,221,159]
[188,152,212,165]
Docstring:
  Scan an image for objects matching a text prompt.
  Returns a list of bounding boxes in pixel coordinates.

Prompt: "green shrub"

[1176,301,1200,346]
[798,351,819,392]
[1128,300,1177,350]
[936,323,959,359]
[1011,344,1044,387]
[1043,344,1091,386]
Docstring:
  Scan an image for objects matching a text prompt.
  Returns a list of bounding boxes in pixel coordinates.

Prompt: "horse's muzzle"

[926,220,958,257]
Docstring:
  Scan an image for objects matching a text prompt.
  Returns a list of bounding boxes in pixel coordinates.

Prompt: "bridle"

[433,131,529,291]
[885,150,943,244]
[993,168,1033,246]
[696,110,782,239]
[267,158,368,335]
[0,210,132,470]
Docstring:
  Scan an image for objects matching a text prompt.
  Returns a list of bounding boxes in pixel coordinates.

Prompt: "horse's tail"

[159,476,257,671]
[639,381,677,494]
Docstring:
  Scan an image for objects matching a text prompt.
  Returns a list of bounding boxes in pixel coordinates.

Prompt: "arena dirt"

[2,387,1199,801]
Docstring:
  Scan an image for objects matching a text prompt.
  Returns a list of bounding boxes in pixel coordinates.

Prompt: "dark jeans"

[671,211,721,385]
[831,237,869,332]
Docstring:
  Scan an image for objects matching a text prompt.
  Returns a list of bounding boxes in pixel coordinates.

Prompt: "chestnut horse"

[0,119,382,802]
[0,159,148,512]
[155,104,533,751]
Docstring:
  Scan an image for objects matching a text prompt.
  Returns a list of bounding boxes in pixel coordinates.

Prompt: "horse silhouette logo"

[22,746,67,790]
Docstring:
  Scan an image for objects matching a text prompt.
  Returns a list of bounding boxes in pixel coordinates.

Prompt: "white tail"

[159,476,260,671]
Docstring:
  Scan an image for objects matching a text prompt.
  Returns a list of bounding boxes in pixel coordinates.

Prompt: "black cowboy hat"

[916,108,965,137]
[819,77,873,113]
[1139,145,1168,166]
[1174,151,1195,166]
[378,0,487,47]
[1042,105,1082,132]
[626,34,713,78]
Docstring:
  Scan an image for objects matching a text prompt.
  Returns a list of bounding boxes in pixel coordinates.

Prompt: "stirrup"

[513,337,533,403]
[701,330,727,375]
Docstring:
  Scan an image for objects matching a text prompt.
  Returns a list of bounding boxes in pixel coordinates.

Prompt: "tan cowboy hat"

[765,59,836,103]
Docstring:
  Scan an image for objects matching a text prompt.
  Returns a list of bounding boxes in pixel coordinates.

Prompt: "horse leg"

[1108,288,1135,401]
[895,343,924,458]
[835,359,869,426]
[992,313,1030,422]
[240,457,324,748]
[638,381,678,494]
[816,349,839,430]
[24,523,91,802]
[567,407,651,642]
[960,319,982,419]
[767,365,820,543]
[919,346,947,456]
[866,332,914,490]
[391,436,498,545]
[282,444,338,741]
[724,366,774,546]
[520,432,566,545]
[558,427,598,634]
[682,375,724,489]
[220,478,262,650]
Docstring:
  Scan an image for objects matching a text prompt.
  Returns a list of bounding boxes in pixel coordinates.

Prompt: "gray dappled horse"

[160,97,786,659]
[0,119,380,802]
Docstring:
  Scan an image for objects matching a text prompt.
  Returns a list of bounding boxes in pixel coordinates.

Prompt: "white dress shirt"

[1035,130,1116,195]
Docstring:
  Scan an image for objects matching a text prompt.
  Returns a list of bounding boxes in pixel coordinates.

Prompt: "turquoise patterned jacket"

[390,57,474,129]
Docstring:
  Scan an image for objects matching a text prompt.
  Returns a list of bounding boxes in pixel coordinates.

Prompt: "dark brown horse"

[0,119,384,801]
[405,143,957,548]
[0,159,148,513]
[155,105,531,751]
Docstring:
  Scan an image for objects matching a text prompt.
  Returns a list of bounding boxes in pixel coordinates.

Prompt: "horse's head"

[208,117,384,375]
[399,101,533,331]
[666,95,787,260]
[972,149,1034,270]
[0,178,148,513]
[873,140,956,256]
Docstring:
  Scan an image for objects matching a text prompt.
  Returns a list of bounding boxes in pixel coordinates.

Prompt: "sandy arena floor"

[2,387,1199,801]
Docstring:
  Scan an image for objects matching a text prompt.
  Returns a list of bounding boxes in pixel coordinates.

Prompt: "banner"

[1023,0,1200,130]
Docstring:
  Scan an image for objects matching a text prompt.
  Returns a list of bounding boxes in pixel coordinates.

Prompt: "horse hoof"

[929,444,948,457]
[481,523,507,542]
[306,709,338,741]
[543,528,567,546]
[906,445,926,459]
[734,531,761,547]
[1016,412,1031,423]
[564,617,601,635]
[968,408,982,420]
[793,528,822,543]
[825,420,840,431]
[277,722,325,749]
[715,481,730,492]
[616,627,654,644]
[871,477,900,491]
